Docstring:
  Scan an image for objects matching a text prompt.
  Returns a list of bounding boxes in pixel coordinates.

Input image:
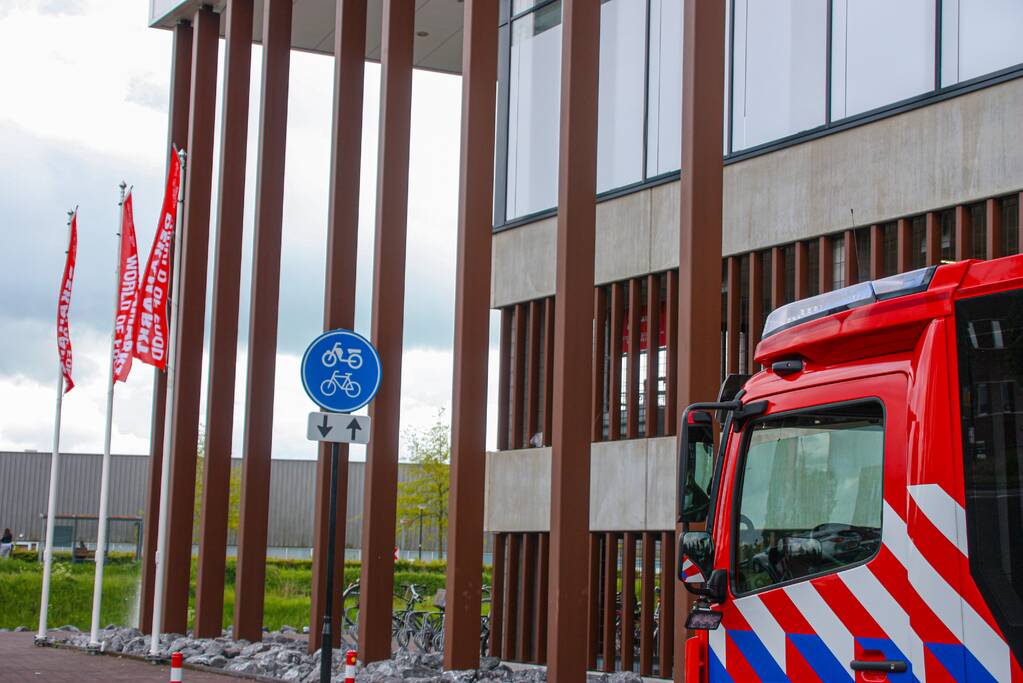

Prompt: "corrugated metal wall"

[0,452,434,550]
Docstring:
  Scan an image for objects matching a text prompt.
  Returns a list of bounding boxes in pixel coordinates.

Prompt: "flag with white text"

[112,191,139,382]
[133,150,181,369]
[56,211,78,392]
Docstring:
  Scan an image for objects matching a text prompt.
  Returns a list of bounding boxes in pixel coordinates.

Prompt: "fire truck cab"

[677,255,1023,682]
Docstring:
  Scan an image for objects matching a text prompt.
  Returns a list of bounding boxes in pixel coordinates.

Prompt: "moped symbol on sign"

[300,329,382,413]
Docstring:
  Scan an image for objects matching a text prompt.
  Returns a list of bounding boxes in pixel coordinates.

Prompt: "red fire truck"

[676,255,1023,682]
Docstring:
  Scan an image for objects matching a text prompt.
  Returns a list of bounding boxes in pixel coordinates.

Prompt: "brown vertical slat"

[664,271,679,434]
[503,533,521,658]
[1019,193,1023,256]
[511,303,527,449]
[794,241,809,300]
[987,198,1002,260]
[602,532,618,672]
[490,534,506,658]
[194,0,252,640]
[497,308,513,450]
[896,218,912,273]
[526,301,542,446]
[926,212,941,266]
[307,0,367,652]
[536,533,549,664]
[587,534,601,669]
[818,236,833,293]
[770,246,784,310]
[747,253,763,370]
[443,0,500,665]
[357,0,414,660]
[725,257,740,374]
[844,229,858,285]
[518,533,537,662]
[543,298,555,447]
[140,18,192,635]
[639,532,655,676]
[626,279,641,438]
[869,224,884,279]
[621,533,637,673]
[659,531,675,679]
[164,3,220,635]
[592,288,608,442]
[547,1,600,677]
[956,205,972,260]
[645,273,661,438]
[608,282,625,440]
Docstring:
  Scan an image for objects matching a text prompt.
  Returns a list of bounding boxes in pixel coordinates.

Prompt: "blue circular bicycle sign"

[300,329,382,413]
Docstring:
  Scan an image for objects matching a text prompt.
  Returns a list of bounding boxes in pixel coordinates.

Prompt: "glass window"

[597,0,646,193]
[883,222,898,276]
[833,238,847,289]
[855,227,871,283]
[646,0,683,177]
[506,2,563,221]
[971,202,988,259]
[808,240,820,297]
[784,245,796,304]
[830,0,935,120]
[941,209,955,260]
[942,0,1023,86]
[734,402,884,595]
[731,0,827,151]
[956,289,1023,658]
[911,216,927,269]
[1004,196,1019,256]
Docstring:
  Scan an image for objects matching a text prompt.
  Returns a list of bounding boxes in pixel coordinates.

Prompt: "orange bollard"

[170,651,183,682]
[344,650,357,683]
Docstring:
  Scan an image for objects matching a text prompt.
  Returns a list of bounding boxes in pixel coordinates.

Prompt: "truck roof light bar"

[762,266,937,339]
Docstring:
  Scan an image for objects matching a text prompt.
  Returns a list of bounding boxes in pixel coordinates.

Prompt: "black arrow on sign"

[317,414,333,438]
[346,418,362,441]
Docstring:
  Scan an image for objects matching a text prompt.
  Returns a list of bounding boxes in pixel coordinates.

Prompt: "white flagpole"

[37,209,75,644]
[89,182,128,649]
[150,149,186,657]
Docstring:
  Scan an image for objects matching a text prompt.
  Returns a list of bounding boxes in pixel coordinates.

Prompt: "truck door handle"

[850,659,908,673]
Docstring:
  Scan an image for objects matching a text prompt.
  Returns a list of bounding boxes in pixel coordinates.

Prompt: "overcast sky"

[0,0,499,460]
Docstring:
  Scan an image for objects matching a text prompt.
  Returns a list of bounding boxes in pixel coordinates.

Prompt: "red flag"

[133,151,181,369]
[112,192,140,382]
[56,211,78,393]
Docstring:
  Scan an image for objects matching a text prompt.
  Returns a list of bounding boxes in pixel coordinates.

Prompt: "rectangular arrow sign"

[306,412,371,444]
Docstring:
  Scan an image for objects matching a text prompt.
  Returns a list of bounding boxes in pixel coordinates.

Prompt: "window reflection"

[942,0,1023,86]
[597,0,646,193]
[734,402,884,595]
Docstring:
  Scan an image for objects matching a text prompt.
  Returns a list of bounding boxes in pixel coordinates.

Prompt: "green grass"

[0,551,488,632]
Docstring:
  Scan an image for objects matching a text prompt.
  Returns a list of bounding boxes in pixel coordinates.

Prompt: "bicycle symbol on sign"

[321,370,361,399]
[322,342,363,369]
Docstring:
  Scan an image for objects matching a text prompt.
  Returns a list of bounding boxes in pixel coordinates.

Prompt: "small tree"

[193,427,243,542]
[396,414,450,557]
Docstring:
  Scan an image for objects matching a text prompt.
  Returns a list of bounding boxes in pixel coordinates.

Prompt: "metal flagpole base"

[86,641,103,654]
[145,652,169,664]
[33,635,51,647]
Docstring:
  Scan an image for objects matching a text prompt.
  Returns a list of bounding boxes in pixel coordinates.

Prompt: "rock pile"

[51,626,644,683]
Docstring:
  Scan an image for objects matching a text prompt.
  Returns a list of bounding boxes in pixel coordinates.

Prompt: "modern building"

[143,0,1023,681]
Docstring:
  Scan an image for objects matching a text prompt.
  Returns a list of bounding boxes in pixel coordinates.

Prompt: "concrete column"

[675,0,726,679]
[194,0,253,639]
[163,4,219,634]
[140,18,191,634]
[234,0,292,642]
[309,0,367,654]
[358,0,414,663]
[546,0,600,678]
[443,0,499,670]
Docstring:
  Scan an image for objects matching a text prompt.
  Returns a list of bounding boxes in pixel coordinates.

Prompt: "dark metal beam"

[725,257,740,374]
[234,0,292,642]
[443,0,498,667]
[140,18,191,635]
[194,0,252,639]
[163,4,219,634]
[645,273,661,438]
[309,0,367,654]
[358,0,414,661]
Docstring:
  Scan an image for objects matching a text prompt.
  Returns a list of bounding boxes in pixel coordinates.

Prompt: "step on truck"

[676,254,1023,682]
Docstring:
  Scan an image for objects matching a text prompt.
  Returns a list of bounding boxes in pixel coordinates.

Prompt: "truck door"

[711,374,917,682]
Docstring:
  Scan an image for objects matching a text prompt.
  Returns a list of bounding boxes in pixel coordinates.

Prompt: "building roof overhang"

[148,0,465,75]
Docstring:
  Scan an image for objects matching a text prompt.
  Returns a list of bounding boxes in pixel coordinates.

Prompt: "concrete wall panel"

[492,217,557,307]
[595,190,651,285]
[590,439,647,531]
[484,447,551,532]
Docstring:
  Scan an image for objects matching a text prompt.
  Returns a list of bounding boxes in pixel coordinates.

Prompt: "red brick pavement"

[0,632,232,682]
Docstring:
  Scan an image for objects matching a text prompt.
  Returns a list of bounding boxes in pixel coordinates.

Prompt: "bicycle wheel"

[342,583,360,635]
[395,612,414,650]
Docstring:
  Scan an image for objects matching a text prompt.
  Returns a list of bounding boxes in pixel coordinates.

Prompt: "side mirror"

[678,410,714,526]
[678,531,726,602]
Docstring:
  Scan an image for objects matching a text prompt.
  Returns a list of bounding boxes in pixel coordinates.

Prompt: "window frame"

[728,397,887,598]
